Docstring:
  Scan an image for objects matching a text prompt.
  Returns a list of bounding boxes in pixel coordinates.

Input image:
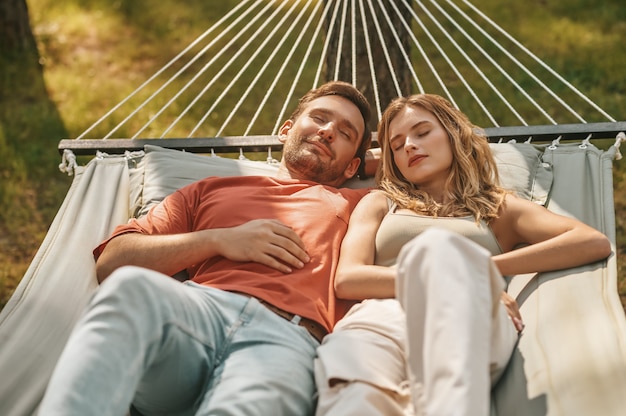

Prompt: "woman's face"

[387,105,453,194]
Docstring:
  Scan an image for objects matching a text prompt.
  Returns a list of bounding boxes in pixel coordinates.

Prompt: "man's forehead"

[304,96,365,133]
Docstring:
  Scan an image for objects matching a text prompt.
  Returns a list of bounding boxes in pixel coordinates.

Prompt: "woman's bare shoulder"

[353,189,389,218]
[500,192,548,216]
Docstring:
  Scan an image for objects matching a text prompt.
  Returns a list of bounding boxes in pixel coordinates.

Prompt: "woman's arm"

[491,194,611,276]
[334,191,396,300]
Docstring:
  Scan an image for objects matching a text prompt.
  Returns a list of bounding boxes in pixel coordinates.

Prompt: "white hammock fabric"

[0,155,132,416]
[1,142,625,415]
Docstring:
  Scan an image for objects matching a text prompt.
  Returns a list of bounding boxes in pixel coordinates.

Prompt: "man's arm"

[95,219,310,283]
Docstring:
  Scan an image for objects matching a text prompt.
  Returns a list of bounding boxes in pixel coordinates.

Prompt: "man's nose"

[318,122,335,142]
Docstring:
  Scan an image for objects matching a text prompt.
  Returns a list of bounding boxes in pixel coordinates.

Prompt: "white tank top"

[374,200,502,267]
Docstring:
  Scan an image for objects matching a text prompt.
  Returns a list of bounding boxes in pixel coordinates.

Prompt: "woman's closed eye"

[390,138,405,152]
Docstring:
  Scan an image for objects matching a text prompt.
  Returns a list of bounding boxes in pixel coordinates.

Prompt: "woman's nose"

[404,136,417,150]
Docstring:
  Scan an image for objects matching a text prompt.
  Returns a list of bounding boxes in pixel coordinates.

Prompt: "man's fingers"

[217,219,310,273]
[263,220,310,266]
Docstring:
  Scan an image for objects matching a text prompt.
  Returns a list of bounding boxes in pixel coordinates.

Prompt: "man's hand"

[215,219,310,273]
[500,291,525,333]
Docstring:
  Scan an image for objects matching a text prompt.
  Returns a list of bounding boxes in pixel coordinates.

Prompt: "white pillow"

[133,145,281,217]
[131,143,553,218]
[491,143,553,204]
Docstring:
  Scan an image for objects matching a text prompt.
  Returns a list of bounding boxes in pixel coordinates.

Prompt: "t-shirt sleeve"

[93,187,194,261]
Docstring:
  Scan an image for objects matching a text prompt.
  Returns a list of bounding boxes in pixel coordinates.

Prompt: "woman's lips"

[408,154,426,167]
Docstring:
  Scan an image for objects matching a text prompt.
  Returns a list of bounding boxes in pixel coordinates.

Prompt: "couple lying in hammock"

[38,81,610,416]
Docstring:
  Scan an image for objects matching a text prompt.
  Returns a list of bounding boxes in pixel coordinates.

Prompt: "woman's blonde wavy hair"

[376,94,507,222]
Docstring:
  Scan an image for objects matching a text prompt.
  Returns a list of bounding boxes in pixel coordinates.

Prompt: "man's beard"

[282,135,346,184]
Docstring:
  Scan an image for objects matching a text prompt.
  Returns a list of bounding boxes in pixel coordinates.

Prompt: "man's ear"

[278,120,293,143]
[343,157,362,180]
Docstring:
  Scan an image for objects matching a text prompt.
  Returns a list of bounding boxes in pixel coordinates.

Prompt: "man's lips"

[408,154,426,167]
[306,140,333,158]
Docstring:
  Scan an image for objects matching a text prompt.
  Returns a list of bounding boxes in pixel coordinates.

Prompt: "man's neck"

[275,162,296,181]
[276,161,345,188]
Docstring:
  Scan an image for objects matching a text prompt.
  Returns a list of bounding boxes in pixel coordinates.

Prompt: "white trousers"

[397,227,518,416]
[315,228,518,416]
[315,299,413,416]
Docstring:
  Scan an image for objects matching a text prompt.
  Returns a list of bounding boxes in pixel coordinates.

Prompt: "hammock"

[1,1,626,415]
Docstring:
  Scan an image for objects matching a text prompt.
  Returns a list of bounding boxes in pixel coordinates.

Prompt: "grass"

[1,0,625,312]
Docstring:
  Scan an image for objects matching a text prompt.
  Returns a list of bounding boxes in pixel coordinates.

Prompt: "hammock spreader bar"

[58,121,626,156]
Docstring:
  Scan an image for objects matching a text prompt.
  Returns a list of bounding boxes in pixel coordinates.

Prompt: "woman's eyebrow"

[389,120,431,146]
[389,134,403,147]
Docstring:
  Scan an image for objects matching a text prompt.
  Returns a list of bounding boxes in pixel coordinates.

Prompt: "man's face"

[279,95,364,187]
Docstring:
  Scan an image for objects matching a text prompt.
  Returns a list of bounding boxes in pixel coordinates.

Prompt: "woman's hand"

[500,291,525,333]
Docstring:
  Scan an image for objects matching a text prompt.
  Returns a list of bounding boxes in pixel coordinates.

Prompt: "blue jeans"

[39,266,319,415]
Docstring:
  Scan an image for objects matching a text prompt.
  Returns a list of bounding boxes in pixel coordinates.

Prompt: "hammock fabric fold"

[0,154,137,416]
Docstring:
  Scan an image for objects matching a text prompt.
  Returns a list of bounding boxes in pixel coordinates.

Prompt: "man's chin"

[288,158,329,180]
[294,150,325,165]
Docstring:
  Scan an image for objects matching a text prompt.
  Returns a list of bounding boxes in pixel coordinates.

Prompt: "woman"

[314,94,611,416]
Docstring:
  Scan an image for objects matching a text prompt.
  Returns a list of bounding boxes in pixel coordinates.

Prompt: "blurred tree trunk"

[324,0,413,131]
[0,0,37,53]
[0,0,69,310]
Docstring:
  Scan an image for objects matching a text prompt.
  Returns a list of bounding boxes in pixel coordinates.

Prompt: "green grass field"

[1,0,625,312]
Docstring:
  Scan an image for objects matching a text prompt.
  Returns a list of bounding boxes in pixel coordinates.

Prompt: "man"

[39,81,372,415]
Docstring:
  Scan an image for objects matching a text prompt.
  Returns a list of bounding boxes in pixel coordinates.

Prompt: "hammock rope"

[456,0,615,123]
[443,1,554,124]
[214,0,311,136]
[64,0,620,149]
[271,0,333,134]
[373,0,418,97]
[181,0,285,138]
[365,0,404,106]
[78,0,259,141]
[357,0,383,120]
[243,0,323,136]
[333,0,349,81]
[426,0,530,125]
[615,132,625,160]
[161,0,274,138]
[413,0,500,125]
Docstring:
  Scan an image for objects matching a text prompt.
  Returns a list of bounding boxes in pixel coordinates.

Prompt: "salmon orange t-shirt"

[94,175,368,332]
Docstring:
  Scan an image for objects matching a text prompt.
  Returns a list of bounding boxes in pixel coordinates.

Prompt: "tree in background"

[325,0,413,131]
[0,0,37,52]
[0,0,69,309]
